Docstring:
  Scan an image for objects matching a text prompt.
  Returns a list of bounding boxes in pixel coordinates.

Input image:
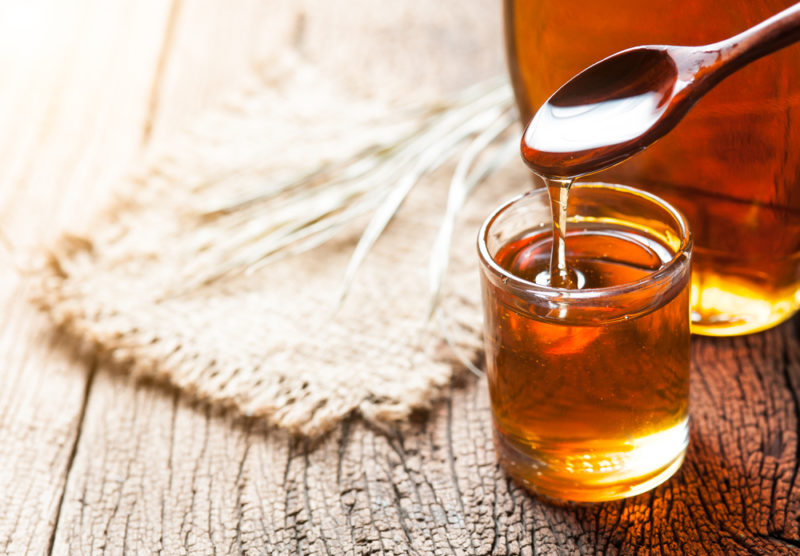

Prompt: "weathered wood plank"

[0,1,176,552]
[44,1,302,553]
[0,1,177,553]
[141,0,285,144]
[0,1,176,244]
[0,277,93,555]
[48,318,800,554]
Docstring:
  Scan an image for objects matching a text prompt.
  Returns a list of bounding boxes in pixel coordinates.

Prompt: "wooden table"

[2,1,800,554]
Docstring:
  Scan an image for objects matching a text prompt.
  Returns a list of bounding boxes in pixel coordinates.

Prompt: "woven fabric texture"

[34,1,526,436]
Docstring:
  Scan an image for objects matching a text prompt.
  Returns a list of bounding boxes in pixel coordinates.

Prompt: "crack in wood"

[47,356,98,556]
[140,0,183,147]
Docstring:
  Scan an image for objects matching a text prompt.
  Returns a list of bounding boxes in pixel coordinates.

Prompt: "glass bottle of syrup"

[504,0,800,336]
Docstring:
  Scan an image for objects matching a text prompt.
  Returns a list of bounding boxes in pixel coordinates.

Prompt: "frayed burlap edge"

[32,49,525,437]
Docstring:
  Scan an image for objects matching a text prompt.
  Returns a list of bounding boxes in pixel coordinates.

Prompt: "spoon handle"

[704,2,800,82]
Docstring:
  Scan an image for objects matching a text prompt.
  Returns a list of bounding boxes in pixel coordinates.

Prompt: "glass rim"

[477,182,693,302]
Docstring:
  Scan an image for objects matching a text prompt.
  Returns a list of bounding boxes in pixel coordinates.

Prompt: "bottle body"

[505,0,800,335]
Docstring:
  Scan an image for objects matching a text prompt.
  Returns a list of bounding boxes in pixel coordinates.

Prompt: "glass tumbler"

[478,183,692,502]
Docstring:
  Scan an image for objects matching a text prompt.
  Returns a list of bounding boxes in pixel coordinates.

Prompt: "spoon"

[521,2,800,179]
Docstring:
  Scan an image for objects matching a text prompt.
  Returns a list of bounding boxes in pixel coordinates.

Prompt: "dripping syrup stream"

[545,177,576,288]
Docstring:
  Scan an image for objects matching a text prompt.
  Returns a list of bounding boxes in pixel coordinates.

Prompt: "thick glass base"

[493,419,688,503]
[690,270,800,337]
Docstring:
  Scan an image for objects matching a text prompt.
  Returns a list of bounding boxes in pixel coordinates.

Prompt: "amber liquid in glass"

[504,0,800,335]
[484,223,690,502]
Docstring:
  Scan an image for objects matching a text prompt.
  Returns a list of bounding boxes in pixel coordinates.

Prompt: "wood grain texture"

[0,0,176,245]
[48,318,800,554]
[0,1,174,552]
[0,276,93,555]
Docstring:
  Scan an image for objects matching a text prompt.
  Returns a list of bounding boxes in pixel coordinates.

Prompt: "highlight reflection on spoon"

[528,91,666,152]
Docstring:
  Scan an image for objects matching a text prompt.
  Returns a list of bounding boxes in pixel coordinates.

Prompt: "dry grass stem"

[166,78,516,306]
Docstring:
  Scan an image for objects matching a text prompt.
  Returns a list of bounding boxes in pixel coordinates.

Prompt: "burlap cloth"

[35,1,529,437]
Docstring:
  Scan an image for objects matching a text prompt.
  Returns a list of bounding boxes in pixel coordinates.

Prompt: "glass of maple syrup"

[478,182,692,502]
